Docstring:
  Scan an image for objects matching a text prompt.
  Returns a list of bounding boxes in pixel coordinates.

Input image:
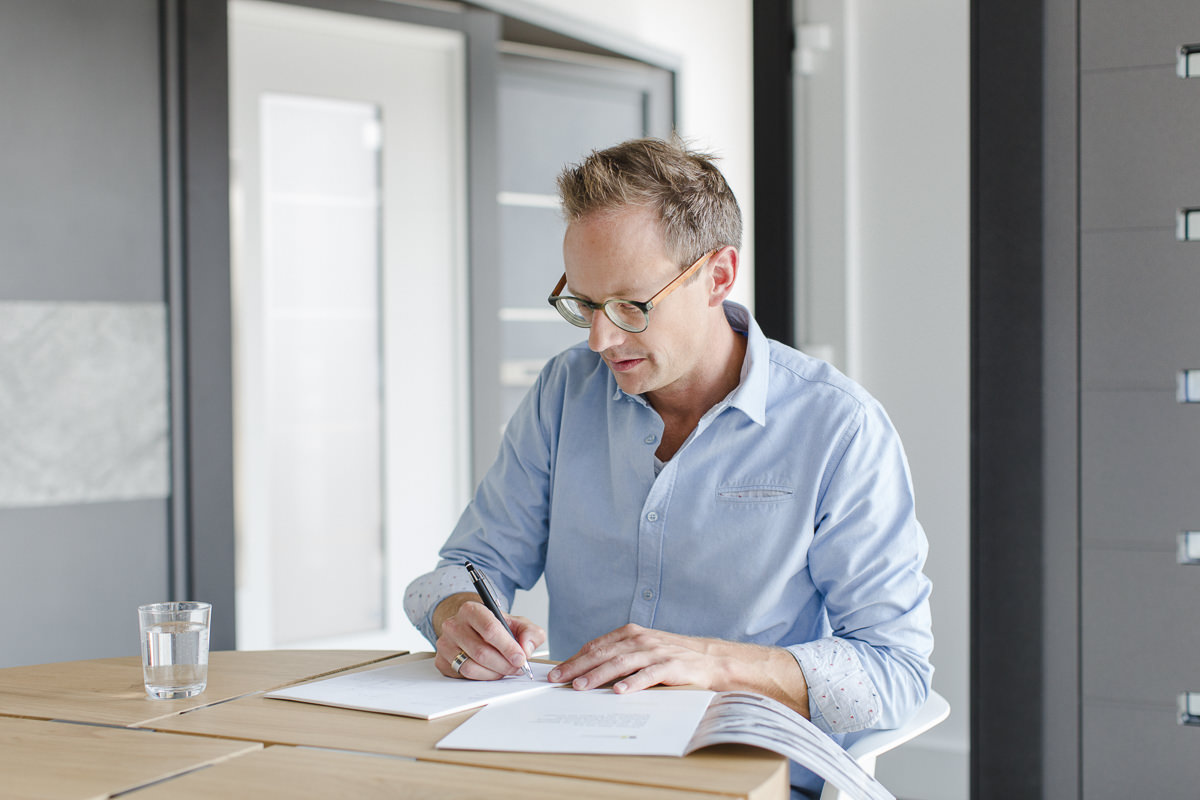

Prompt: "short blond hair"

[556,136,742,267]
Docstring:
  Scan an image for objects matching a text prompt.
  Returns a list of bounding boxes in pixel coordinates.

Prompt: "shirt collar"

[612,301,769,427]
[722,301,769,427]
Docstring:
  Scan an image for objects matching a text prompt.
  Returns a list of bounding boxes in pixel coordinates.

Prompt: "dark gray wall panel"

[1081,66,1200,231]
[1083,701,1200,798]
[1081,390,1200,549]
[0,501,169,668]
[971,0,1048,794]
[1082,548,1200,706]
[1081,229,1200,390]
[1082,0,1200,71]
[0,0,164,302]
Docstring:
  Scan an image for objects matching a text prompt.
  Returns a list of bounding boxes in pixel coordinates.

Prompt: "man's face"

[561,207,710,399]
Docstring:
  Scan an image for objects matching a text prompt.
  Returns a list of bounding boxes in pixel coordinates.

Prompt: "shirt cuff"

[403,565,477,645]
[787,638,882,735]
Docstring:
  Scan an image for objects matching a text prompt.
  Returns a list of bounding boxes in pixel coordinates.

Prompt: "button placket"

[633,468,671,627]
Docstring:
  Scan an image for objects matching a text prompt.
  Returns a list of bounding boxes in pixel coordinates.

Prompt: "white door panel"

[229,0,468,653]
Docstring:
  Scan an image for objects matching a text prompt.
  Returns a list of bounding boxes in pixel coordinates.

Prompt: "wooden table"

[0,650,789,799]
[0,649,402,726]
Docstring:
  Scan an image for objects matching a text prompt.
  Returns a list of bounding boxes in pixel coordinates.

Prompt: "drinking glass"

[137,601,211,700]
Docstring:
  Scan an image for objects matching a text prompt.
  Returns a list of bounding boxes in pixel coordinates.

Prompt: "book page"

[436,687,717,755]
[691,692,893,800]
[265,657,560,720]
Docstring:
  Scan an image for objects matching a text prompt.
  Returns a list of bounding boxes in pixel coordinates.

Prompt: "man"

[405,136,933,798]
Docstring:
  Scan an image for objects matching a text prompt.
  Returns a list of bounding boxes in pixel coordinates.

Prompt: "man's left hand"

[549,624,727,693]
[546,624,812,717]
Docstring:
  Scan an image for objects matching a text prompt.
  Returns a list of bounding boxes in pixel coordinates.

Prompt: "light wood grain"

[130,744,726,799]
[142,653,788,798]
[0,716,259,800]
[0,649,404,727]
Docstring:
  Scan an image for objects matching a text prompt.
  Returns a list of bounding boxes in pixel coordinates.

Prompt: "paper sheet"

[265,657,560,719]
[436,687,716,755]
[694,693,894,800]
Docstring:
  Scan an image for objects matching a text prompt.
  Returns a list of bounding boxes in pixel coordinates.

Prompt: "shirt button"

[646,511,659,522]
[642,589,654,600]
[644,434,657,444]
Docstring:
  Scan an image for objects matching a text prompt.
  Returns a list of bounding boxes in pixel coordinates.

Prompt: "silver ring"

[450,651,470,674]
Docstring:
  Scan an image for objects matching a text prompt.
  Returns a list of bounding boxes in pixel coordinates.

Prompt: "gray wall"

[0,0,175,667]
[979,0,1200,796]
[1077,0,1200,794]
[0,0,236,668]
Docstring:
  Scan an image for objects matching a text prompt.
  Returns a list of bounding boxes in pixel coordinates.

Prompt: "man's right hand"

[432,592,546,680]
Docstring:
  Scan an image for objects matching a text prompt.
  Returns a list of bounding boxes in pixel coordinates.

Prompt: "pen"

[464,561,535,680]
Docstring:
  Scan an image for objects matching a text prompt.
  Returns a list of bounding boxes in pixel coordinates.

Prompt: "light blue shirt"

[405,302,933,794]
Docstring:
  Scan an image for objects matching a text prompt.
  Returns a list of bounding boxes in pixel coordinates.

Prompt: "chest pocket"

[716,483,795,503]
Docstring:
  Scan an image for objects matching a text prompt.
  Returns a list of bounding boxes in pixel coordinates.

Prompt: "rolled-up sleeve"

[403,565,478,645]
[793,400,934,734]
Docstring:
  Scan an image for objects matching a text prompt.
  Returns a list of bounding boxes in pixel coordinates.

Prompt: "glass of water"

[137,601,211,700]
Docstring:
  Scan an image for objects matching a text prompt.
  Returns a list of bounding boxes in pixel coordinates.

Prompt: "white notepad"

[264,657,560,720]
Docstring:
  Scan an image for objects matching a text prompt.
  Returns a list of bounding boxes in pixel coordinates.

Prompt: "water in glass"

[141,620,209,699]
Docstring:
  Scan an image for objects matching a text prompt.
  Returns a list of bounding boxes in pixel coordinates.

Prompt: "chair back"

[819,689,951,800]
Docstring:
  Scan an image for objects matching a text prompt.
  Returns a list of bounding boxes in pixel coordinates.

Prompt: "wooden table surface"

[0,649,403,726]
[0,716,260,800]
[126,744,724,800]
[0,649,789,799]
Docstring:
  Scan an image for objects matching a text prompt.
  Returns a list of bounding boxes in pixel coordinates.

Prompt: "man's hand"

[546,624,811,717]
[432,592,546,680]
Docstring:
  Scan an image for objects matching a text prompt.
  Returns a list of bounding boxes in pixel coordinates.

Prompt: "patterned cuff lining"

[789,638,882,735]
[403,566,478,644]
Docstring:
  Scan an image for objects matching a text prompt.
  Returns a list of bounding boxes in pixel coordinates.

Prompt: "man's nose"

[588,309,626,353]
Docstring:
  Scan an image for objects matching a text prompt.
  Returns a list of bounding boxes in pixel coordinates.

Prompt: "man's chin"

[610,369,649,396]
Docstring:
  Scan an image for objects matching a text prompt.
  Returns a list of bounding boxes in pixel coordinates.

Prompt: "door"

[229,0,469,652]
[494,46,673,636]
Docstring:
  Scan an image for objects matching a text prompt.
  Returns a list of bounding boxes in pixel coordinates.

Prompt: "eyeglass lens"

[554,297,647,332]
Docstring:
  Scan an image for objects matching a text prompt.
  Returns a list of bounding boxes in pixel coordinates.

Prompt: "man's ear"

[707,247,738,307]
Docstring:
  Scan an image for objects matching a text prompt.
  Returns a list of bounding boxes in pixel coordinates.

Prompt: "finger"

[613,662,672,694]
[508,616,547,656]
[436,632,514,682]
[435,635,480,678]
[434,640,458,677]
[567,649,654,691]
[560,637,657,690]
[439,610,514,677]
[454,652,509,681]
[454,603,526,675]
[549,624,644,684]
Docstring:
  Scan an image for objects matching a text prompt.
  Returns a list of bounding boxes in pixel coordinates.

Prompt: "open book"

[264,657,560,720]
[436,687,893,800]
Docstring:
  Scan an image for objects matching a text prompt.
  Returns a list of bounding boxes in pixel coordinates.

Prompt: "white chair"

[819,689,951,800]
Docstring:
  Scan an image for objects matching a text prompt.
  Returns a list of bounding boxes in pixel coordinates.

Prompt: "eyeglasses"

[546,250,717,333]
